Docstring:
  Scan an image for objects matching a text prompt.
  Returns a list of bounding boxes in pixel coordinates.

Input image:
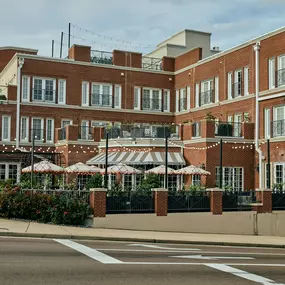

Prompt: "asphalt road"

[1,237,285,285]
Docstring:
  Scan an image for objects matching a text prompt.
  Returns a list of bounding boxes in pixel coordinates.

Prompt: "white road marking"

[207,264,285,285]
[54,239,123,264]
[128,244,200,251]
[172,255,254,260]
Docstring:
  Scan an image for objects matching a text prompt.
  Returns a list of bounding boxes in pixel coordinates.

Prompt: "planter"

[84,215,94,227]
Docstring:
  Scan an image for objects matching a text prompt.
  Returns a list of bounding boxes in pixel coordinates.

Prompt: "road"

[1,237,285,285]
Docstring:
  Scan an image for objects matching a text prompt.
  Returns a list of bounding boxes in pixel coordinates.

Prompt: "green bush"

[136,174,160,194]
[85,174,103,190]
[0,188,92,226]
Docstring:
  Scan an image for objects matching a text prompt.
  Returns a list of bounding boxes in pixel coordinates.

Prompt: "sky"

[0,0,285,57]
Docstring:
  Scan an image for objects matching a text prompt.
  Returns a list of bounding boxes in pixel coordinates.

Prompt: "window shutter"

[22,76,30,102]
[244,68,249,95]
[228,72,232,99]
[187,86,191,110]
[134,87,141,110]
[175,90,179,112]
[82,82,89,106]
[195,83,199,107]
[215,77,219,102]
[269,58,275,89]
[114,85,122,109]
[2,115,11,141]
[20,117,29,142]
[58,79,66,104]
[46,118,54,143]
[163,90,170,112]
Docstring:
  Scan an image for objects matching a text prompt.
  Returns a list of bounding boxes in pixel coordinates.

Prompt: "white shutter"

[81,82,89,106]
[228,72,232,99]
[46,118,54,143]
[195,83,199,107]
[227,115,232,123]
[215,77,219,103]
[278,56,285,87]
[269,58,275,89]
[58,79,66,104]
[2,115,11,141]
[264,108,270,139]
[163,90,170,112]
[187,86,191,110]
[114,85,122,109]
[22,76,30,102]
[244,67,249,95]
[175,90,179,112]
[20,117,29,142]
[134,87,141,110]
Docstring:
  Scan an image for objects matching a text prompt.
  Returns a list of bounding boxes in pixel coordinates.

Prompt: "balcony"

[91,93,113,108]
[232,81,243,98]
[58,128,66,141]
[78,126,94,140]
[276,68,285,87]
[142,97,162,112]
[271,120,285,137]
[142,57,162,71]
[32,88,56,102]
[215,122,242,137]
[90,50,113,65]
[179,97,187,112]
[199,90,214,106]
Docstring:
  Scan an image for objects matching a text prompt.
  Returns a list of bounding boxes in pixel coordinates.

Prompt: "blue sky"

[0,0,284,57]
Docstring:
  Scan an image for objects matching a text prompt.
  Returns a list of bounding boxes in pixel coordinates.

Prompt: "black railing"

[215,122,242,137]
[59,128,66,140]
[192,122,201,138]
[222,191,256,212]
[78,126,94,140]
[90,50,113,65]
[271,120,285,137]
[30,129,44,141]
[272,192,285,210]
[232,81,243,98]
[142,57,162,71]
[91,93,113,107]
[179,98,187,111]
[199,90,214,106]
[106,194,154,214]
[168,193,210,213]
[32,88,56,102]
[142,97,162,111]
[276,68,285,87]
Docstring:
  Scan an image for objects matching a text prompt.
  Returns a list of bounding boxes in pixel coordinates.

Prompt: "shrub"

[137,174,160,194]
[85,174,103,190]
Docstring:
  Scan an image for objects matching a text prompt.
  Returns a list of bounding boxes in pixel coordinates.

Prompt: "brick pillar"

[153,188,168,216]
[252,189,272,213]
[90,188,107,218]
[207,188,223,215]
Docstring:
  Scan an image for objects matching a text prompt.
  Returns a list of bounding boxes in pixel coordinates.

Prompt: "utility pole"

[219,139,223,189]
[68,23,71,48]
[267,139,271,189]
[60,32,63,58]
[31,130,35,189]
[165,134,168,189]
[104,132,109,189]
[51,40,54,57]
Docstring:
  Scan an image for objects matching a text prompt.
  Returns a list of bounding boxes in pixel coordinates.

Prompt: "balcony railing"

[91,93,113,107]
[142,97,162,111]
[30,129,44,141]
[90,50,113,65]
[142,57,162,71]
[232,81,243,98]
[78,126,94,140]
[179,98,187,111]
[271,119,285,137]
[215,122,242,137]
[32,88,56,102]
[199,90,214,106]
[192,122,201,138]
[276,68,285,87]
[104,124,179,140]
[58,128,66,140]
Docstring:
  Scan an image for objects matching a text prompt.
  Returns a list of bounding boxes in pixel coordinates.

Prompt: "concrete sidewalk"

[0,218,285,248]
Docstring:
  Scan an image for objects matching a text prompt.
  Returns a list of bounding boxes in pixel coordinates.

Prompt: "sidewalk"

[0,218,285,248]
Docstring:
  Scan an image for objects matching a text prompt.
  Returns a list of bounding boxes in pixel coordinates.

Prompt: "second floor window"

[91,83,112,107]
[2,115,11,141]
[142,88,162,111]
[200,80,213,106]
[233,70,243,98]
[33,78,56,102]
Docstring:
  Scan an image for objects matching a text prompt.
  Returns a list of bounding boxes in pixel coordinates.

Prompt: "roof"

[0,46,38,53]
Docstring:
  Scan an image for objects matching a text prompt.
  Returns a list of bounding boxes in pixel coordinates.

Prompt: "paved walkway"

[0,218,285,248]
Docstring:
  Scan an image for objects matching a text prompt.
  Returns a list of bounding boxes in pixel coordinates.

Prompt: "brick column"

[207,188,223,215]
[252,189,272,213]
[153,188,168,216]
[90,188,107,218]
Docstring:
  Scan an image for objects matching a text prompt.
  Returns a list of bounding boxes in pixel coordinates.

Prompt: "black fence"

[168,193,210,213]
[106,194,154,214]
[215,122,242,137]
[222,191,257,212]
[272,192,285,211]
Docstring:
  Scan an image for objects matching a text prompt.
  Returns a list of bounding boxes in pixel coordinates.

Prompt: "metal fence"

[222,191,257,212]
[271,119,285,138]
[168,193,210,213]
[142,57,162,71]
[78,126,94,140]
[272,192,285,210]
[91,50,113,65]
[215,122,242,137]
[106,194,154,214]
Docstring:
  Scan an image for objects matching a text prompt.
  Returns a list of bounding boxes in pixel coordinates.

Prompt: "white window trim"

[195,83,199,108]
[186,86,191,111]
[228,72,232,100]
[264,108,270,139]
[134,87,141,110]
[273,162,285,188]
[20,116,29,142]
[180,88,187,111]
[0,163,21,183]
[61,119,73,128]
[114,84,122,109]
[32,77,56,102]
[200,79,213,106]
[234,69,243,97]
[142,88,162,112]
[31,117,44,141]
[175,90,179,112]
[215,77,219,103]
[82,81,90,106]
[46,118,54,143]
[269,58,276,90]
[22,76,30,102]
[58,79,66,105]
[2,115,11,141]
[163,89,170,112]
[216,166,244,191]
[277,55,285,87]
[244,67,249,96]
[91,82,113,107]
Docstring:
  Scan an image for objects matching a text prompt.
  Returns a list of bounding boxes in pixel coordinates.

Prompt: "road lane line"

[128,244,200,251]
[207,263,285,285]
[172,255,255,260]
[54,239,123,264]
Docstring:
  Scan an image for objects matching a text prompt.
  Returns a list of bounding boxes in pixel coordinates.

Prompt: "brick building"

[0,26,285,191]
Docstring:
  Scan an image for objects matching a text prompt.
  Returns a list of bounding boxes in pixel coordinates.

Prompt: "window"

[175,90,179,112]
[264,108,270,139]
[0,163,20,183]
[163,89,170,112]
[82,81,89,106]
[244,67,249,95]
[77,175,91,190]
[32,118,44,141]
[20,117,29,142]
[227,72,232,99]
[227,115,232,123]
[46,118,54,143]
[277,55,285,87]
[91,121,109,127]
[195,83,199,108]
[134,87,141,110]
[2,115,11,141]
[187,86,191,110]
[142,88,162,111]
[234,114,242,137]
[216,167,244,191]
[192,122,201,138]
[58,79,66,104]
[269,58,276,89]
[114,85,122,109]
[273,106,285,137]
[200,80,213,106]
[215,77,219,102]
[234,70,242,97]
[61,119,72,128]
[192,175,201,186]
[180,88,187,111]
[108,174,116,190]
[273,163,285,190]
[80,120,91,140]
[33,78,55,102]
[123,174,133,190]
[0,165,5,180]
[91,83,112,107]
[22,76,30,102]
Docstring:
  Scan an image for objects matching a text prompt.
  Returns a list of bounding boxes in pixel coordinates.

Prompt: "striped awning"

[86,152,185,166]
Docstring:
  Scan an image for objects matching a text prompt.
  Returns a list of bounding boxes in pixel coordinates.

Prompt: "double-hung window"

[272,163,285,190]
[200,80,213,106]
[142,88,162,111]
[91,83,112,107]
[20,117,29,142]
[216,167,244,191]
[46,118,54,143]
[22,76,30,102]
[33,78,56,102]
[58,79,66,105]
[32,118,44,141]
[0,163,20,183]
[180,88,187,111]
[273,106,285,137]
[134,87,141,110]
[163,89,170,112]
[2,115,11,141]
[277,55,285,87]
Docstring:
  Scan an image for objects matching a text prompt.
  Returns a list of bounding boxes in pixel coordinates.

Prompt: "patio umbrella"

[100,163,141,175]
[145,165,178,175]
[176,165,211,175]
[65,162,101,174]
[22,160,65,174]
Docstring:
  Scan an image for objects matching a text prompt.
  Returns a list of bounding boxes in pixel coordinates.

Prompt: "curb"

[0,232,285,249]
